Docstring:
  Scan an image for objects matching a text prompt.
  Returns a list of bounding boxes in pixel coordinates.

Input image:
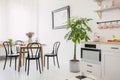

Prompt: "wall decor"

[52,5,70,29]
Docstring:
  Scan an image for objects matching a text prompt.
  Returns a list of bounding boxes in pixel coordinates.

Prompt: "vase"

[28,38,33,43]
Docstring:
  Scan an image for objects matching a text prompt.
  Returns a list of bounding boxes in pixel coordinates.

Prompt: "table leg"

[23,49,25,66]
[40,47,44,71]
[18,47,22,72]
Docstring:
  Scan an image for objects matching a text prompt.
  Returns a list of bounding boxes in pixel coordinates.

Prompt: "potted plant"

[8,38,13,44]
[65,17,92,72]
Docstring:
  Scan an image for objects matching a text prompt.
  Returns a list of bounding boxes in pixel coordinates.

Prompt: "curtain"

[0,0,38,42]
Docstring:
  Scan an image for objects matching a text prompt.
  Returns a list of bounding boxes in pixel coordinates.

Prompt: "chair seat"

[7,54,19,57]
[26,55,39,60]
[44,53,57,57]
[17,51,28,53]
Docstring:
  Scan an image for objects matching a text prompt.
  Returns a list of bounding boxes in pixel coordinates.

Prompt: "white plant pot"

[70,60,80,73]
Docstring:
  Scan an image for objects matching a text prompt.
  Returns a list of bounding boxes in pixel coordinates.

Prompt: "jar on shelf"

[112,0,116,6]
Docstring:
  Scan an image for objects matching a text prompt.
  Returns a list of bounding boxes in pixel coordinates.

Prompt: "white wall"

[0,0,38,42]
[38,0,120,65]
[0,0,9,41]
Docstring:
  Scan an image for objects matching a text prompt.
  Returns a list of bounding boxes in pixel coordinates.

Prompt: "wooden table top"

[0,43,46,47]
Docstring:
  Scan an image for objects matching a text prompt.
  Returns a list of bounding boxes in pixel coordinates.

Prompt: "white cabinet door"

[104,52,120,80]
[80,61,101,78]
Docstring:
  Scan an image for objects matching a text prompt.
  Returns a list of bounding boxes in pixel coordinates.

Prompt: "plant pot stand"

[76,75,87,80]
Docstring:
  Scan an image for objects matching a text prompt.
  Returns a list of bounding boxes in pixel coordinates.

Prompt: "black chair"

[15,40,28,54]
[15,40,24,54]
[15,40,28,65]
[3,41,19,70]
[44,41,60,69]
[25,42,41,75]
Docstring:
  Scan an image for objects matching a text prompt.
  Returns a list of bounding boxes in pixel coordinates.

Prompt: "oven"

[81,44,101,63]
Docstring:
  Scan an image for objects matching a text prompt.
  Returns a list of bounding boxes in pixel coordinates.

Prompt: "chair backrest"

[15,40,24,45]
[27,42,41,58]
[15,40,24,53]
[52,41,60,55]
[3,41,13,56]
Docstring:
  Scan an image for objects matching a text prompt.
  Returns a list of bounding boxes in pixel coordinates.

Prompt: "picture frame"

[52,6,70,29]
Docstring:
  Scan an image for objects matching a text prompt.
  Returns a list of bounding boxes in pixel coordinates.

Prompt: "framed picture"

[52,6,70,29]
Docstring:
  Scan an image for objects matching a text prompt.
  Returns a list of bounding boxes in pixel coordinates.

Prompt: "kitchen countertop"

[81,41,120,45]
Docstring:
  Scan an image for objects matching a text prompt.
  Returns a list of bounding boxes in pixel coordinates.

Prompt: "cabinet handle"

[111,47,119,49]
[87,70,92,73]
[87,64,93,67]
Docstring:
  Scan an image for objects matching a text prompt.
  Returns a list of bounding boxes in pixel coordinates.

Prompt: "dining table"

[18,44,45,72]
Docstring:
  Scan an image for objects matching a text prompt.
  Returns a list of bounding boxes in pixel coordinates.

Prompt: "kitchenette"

[80,41,120,80]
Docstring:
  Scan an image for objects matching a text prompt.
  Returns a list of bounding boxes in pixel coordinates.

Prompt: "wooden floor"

[0,58,92,80]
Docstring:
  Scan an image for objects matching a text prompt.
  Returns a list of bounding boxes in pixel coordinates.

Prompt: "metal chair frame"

[44,41,60,69]
[25,42,41,75]
[3,41,19,70]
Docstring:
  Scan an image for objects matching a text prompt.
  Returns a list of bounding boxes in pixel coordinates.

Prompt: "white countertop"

[81,41,120,45]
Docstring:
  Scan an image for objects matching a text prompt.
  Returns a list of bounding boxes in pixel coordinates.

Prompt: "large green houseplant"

[65,17,92,72]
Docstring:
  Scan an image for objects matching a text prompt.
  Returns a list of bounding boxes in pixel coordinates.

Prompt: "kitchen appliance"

[81,43,101,63]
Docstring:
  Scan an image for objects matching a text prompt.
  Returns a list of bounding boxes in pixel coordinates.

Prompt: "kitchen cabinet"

[101,44,120,80]
[81,42,120,80]
[80,43,102,80]
[80,61,101,78]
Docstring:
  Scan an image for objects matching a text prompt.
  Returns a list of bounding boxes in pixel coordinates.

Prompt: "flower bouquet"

[26,32,34,43]
[26,32,34,38]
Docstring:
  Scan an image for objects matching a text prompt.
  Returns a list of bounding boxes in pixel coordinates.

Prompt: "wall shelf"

[94,0,105,6]
[95,6,120,18]
[97,19,120,24]
[95,6,120,12]
[94,0,120,19]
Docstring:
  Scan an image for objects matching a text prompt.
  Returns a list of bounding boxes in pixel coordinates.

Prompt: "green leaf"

[64,17,93,60]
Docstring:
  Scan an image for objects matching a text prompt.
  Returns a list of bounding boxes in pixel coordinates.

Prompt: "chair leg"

[38,59,41,73]
[27,60,30,75]
[23,54,25,66]
[19,56,21,67]
[47,57,49,70]
[15,57,17,70]
[3,57,7,70]
[53,57,55,66]
[56,56,60,68]
[36,60,38,70]
[44,56,45,67]
[25,59,27,72]
[9,57,12,67]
